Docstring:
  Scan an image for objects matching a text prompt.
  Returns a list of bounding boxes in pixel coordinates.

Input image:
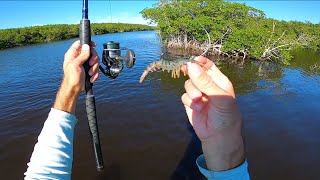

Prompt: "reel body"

[99,41,136,79]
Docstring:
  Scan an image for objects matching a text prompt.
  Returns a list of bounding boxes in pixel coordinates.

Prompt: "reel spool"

[99,41,136,79]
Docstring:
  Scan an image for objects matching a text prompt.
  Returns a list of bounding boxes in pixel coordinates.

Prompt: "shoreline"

[0,23,155,50]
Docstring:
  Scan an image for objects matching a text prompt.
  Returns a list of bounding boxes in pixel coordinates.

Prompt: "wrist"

[201,133,245,171]
[53,80,81,114]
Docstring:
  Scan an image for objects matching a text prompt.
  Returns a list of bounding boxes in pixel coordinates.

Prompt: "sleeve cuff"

[196,154,249,179]
[49,108,77,126]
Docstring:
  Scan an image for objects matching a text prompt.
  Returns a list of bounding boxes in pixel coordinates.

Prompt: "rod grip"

[86,95,104,170]
[80,19,92,93]
[80,19,104,171]
[80,19,91,45]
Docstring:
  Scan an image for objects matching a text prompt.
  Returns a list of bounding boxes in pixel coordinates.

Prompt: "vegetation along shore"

[141,0,320,64]
[0,23,154,50]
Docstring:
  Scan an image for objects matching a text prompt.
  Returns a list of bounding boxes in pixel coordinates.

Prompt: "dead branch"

[260,24,311,61]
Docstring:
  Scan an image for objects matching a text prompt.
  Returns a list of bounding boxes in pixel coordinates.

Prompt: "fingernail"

[194,56,200,61]
[188,63,202,76]
[82,44,90,51]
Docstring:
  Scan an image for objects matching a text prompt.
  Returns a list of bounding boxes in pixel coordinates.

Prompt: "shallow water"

[0,31,319,180]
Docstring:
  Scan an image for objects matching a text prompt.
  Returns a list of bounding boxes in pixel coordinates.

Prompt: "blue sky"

[0,1,319,29]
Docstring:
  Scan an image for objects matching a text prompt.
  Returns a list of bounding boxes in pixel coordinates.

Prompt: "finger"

[181,93,204,111]
[181,93,194,109]
[74,44,91,66]
[64,41,81,60]
[194,56,234,95]
[91,41,96,47]
[210,72,235,96]
[184,79,202,101]
[187,62,226,97]
[184,105,193,125]
[180,56,214,77]
[88,62,99,76]
[193,56,214,70]
[194,56,223,79]
[89,49,99,66]
[90,72,99,83]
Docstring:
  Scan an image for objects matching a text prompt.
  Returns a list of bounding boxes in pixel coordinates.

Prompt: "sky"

[0,1,319,30]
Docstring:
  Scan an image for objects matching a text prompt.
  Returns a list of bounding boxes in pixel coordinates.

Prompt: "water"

[0,30,319,180]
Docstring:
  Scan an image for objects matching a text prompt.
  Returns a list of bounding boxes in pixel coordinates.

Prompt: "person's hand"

[181,56,244,171]
[54,41,100,114]
[62,40,100,94]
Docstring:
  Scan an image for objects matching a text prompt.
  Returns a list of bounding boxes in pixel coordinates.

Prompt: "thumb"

[187,62,225,96]
[74,44,90,66]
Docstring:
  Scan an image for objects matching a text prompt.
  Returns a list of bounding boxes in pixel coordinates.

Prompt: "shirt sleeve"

[24,108,78,180]
[196,154,250,180]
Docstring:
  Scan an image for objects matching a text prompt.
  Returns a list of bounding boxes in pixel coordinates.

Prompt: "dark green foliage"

[141,0,320,64]
[0,23,154,50]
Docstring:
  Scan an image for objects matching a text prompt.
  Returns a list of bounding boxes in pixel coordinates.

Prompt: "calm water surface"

[0,31,319,180]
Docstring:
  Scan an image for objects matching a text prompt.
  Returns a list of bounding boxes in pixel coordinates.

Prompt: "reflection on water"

[0,31,319,180]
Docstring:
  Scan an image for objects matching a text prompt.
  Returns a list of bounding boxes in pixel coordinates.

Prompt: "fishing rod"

[80,0,104,171]
[79,0,136,171]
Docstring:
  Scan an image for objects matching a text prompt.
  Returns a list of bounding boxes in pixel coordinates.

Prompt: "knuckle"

[94,64,98,69]
[95,55,99,62]
[181,93,187,101]
[181,93,191,106]
[198,74,214,90]
[80,52,87,58]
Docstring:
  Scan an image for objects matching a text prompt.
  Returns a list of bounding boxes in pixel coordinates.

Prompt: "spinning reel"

[99,41,136,79]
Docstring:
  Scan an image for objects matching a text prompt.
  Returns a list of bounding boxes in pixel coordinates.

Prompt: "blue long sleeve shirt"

[25,108,250,179]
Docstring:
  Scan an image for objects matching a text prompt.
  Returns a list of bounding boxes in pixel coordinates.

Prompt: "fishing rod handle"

[80,19,105,171]
[80,19,92,93]
[86,95,104,171]
[80,19,91,45]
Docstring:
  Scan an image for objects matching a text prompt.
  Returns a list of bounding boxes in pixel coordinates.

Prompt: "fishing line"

[108,0,113,23]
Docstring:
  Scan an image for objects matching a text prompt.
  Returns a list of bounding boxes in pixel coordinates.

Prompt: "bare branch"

[261,24,311,62]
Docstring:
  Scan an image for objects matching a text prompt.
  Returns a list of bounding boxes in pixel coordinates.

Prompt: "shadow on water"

[170,126,205,180]
[74,125,205,180]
